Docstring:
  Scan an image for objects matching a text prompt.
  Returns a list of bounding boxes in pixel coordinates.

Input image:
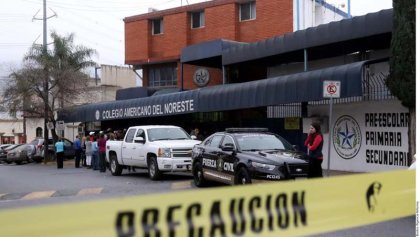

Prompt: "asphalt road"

[0,161,415,237]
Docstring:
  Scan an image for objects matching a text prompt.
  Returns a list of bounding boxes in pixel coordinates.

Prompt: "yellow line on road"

[77,188,103,196]
[171,181,192,190]
[21,191,56,200]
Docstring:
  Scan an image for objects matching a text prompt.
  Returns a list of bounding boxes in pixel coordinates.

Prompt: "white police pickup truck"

[106,125,201,180]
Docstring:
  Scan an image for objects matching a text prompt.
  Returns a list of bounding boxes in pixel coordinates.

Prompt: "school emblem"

[95,110,100,120]
[333,115,362,159]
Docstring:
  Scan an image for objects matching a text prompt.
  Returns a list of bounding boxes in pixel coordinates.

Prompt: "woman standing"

[304,122,324,178]
[55,138,65,169]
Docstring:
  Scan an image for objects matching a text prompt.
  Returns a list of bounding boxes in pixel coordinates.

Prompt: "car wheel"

[148,156,161,180]
[193,162,208,187]
[235,167,251,185]
[15,161,22,165]
[110,154,123,176]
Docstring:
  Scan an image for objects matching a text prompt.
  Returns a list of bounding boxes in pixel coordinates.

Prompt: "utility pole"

[43,0,49,162]
[32,0,56,162]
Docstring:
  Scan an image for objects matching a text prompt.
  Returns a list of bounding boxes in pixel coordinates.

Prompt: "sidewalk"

[324,169,362,177]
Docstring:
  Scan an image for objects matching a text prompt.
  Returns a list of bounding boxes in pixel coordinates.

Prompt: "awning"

[198,61,365,112]
[181,39,247,67]
[223,9,392,65]
[58,61,366,122]
[58,90,199,122]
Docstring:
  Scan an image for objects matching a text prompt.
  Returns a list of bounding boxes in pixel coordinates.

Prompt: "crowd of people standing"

[54,129,119,172]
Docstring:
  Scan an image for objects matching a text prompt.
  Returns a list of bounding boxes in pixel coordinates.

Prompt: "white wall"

[0,112,24,144]
[100,65,136,88]
[305,100,410,172]
[294,0,347,31]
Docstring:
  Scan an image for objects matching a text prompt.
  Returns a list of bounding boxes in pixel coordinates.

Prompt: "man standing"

[97,133,107,172]
[74,135,82,168]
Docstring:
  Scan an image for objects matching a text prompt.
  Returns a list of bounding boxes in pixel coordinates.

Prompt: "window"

[221,136,235,148]
[148,63,177,87]
[125,129,136,143]
[36,127,42,137]
[152,18,163,35]
[239,1,256,21]
[209,135,223,148]
[191,11,205,28]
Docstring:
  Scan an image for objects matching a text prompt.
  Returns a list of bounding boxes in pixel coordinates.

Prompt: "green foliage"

[387,0,415,108]
[2,32,96,119]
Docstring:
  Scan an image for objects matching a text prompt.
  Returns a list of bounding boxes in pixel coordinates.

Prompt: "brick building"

[124,0,347,90]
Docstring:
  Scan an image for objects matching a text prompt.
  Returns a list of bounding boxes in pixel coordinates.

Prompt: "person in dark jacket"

[304,122,324,178]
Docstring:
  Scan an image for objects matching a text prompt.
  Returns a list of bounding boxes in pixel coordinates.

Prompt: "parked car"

[6,144,36,165]
[191,128,309,186]
[30,137,75,161]
[0,144,22,164]
[106,125,201,180]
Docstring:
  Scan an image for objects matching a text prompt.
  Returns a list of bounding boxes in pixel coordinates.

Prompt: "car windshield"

[236,134,294,151]
[147,127,191,142]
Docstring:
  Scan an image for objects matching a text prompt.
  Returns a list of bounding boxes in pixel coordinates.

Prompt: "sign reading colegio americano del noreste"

[98,99,195,120]
[90,90,199,121]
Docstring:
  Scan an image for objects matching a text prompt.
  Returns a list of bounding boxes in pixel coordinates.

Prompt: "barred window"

[148,63,177,87]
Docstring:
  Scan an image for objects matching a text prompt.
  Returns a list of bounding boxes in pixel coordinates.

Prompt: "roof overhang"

[222,9,392,65]
[58,61,367,122]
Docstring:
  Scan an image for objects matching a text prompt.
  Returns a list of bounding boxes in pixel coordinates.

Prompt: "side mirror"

[134,137,145,144]
[221,143,235,152]
[191,135,197,140]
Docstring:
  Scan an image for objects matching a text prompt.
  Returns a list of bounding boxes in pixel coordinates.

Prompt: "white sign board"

[308,100,409,172]
[323,81,341,98]
[56,121,65,131]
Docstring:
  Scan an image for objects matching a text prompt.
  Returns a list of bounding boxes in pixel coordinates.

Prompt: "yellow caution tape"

[0,170,415,237]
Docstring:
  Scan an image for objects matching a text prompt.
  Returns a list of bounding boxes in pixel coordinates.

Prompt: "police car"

[192,128,309,186]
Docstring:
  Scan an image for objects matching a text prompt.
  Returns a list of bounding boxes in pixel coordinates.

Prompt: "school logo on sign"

[95,110,100,120]
[333,115,362,159]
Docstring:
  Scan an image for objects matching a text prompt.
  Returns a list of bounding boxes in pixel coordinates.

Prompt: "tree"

[3,32,96,145]
[386,0,416,162]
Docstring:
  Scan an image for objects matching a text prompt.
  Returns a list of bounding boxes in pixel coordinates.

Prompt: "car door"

[122,128,136,165]
[132,129,146,165]
[201,135,224,181]
[218,135,237,178]
[63,139,75,158]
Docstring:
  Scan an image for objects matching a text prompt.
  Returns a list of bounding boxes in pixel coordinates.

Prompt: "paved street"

[0,160,415,236]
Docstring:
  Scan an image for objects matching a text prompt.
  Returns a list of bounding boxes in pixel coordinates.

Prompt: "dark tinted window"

[191,11,205,28]
[235,133,293,151]
[152,18,163,34]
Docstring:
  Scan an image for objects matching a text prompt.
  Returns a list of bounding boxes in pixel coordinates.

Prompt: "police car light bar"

[225,128,269,133]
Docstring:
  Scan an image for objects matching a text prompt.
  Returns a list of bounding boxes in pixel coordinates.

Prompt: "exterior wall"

[125,0,294,65]
[100,65,136,88]
[0,113,25,144]
[125,20,149,64]
[293,0,347,31]
[181,64,223,90]
[305,100,409,173]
